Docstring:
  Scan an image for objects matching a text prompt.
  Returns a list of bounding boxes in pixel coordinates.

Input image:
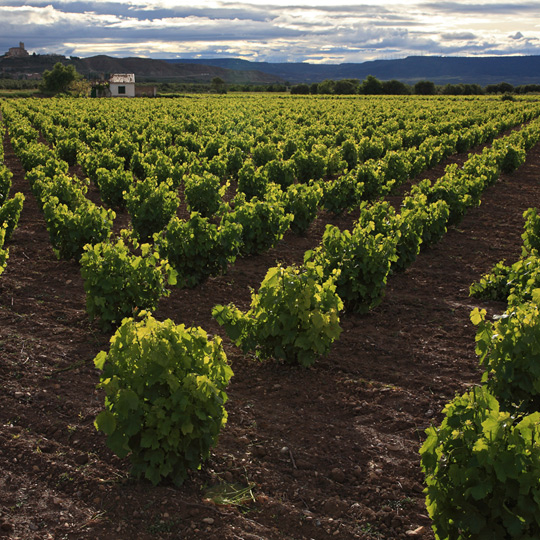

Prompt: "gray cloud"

[423,2,540,14]
[1,1,540,63]
[440,32,477,41]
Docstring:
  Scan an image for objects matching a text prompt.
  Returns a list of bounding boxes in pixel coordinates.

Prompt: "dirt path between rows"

[1,124,539,540]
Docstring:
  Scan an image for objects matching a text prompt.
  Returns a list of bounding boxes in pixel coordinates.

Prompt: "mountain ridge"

[2,53,540,86]
[165,55,540,86]
[0,54,284,84]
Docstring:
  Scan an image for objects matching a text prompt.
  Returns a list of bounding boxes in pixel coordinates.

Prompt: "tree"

[317,79,336,95]
[334,79,360,95]
[485,82,514,94]
[68,78,91,97]
[211,77,227,94]
[414,80,436,95]
[361,75,383,95]
[290,83,310,95]
[41,63,80,93]
[382,79,410,95]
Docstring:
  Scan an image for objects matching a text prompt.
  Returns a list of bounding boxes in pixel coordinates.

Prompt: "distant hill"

[3,53,540,87]
[0,54,284,84]
[166,55,540,86]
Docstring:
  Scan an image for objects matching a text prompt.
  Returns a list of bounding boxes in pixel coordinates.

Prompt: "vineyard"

[1,94,540,539]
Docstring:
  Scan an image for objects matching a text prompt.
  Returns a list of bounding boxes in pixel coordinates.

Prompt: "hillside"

[0,54,284,84]
[167,55,540,86]
[3,53,540,86]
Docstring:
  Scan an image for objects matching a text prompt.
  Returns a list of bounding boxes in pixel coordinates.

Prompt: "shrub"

[420,386,540,540]
[263,159,295,189]
[125,177,179,241]
[80,231,176,328]
[184,172,226,217]
[0,166,12,207]
[42,197,114,261]
[95,167,133,209]
[252,142,279,167]
[237,161,268,201]
[224,196,293,256]
[156,213,242,288]
[292,149,326,182]
[402,197,449,249]
[322,172,364,214]
[213,263,342,366]
[0,192,24,242]
[0,225,9,276]
[282,182,323,234]
[472,297,540,413]
[33,172,88,211]
[522,207,540,255]
[305,221,397,313]
[94,313,232,486]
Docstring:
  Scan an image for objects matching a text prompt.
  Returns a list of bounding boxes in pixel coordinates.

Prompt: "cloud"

[423,2,539,15]
[440,32,477,41]
[1,0,540,62]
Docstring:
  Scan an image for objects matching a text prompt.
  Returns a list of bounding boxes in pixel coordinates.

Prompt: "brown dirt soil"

[1,123,540,540]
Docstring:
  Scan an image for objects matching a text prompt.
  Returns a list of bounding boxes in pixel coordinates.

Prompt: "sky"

[1,0,540,64]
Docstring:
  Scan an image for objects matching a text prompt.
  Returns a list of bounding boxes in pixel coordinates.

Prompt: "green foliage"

[80,149,125,183]
[32,172,88,211]
[420,386,540,540]
[472,298,540,413]
[95,167,133,209]
[355,161,384,201]
[225,147,245,179]
[80,231,177,328]
[94,313,232,486]
[41,62,80,93]
[494,142,527,174]
[0,225,9,276]
[380,150,410,188]
[263,159,295,189]
[224,196,293,256]
[17,142,53,172]
[55,137,80,166]
[0,166,12,207]
[357,136,385,162]
[282,183,323,234]
[252,142,279,167]
[305,221,397,313]
[340,140,358,170]
[522,207,540,255]
[212,263,343,366]
[292,149,326,183]
[130,151,149,180]
[42,197,114,261]
[156,213,242,288]
[402,195,449,249]
[322,172,364,214]
[470,260,519,302]
[237,160,268,201]
[470,209,540,304]
[0,192,24,242]
[184,172,226,217]
[125,177,179,241]
[410,160,484,226]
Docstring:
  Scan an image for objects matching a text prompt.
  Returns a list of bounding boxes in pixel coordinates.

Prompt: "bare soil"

[1,124,540,540]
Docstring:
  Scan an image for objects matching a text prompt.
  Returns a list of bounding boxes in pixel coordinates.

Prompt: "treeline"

[156,81,288,94]
[3,74,540,96]
[0,79,40,90]
[291,76,540,96]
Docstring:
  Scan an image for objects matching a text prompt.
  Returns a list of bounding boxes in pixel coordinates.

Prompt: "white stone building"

[109,74,135,97]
